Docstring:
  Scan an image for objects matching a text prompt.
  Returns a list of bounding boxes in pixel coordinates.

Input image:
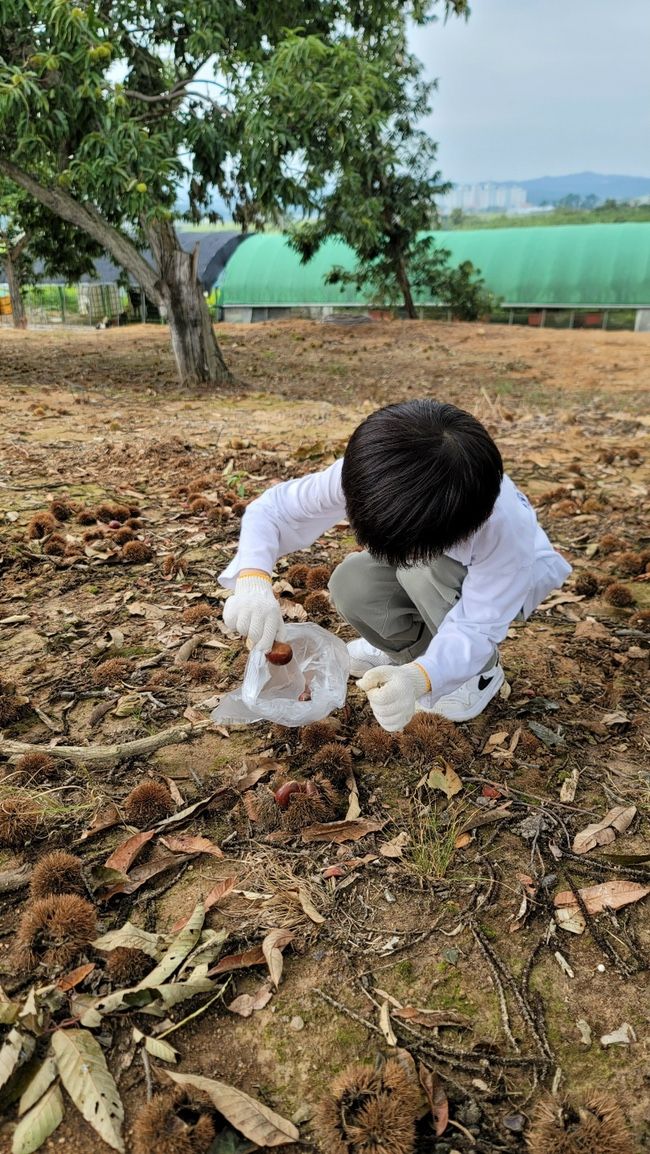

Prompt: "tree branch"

[0,158,162,303]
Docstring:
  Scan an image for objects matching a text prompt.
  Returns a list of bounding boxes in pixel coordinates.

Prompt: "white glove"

[223,573,285,652]
[357,663,431,732]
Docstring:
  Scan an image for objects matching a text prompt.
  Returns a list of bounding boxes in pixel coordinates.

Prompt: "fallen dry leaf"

[209,945,265,976]
[104,829,155,874]
[171,877,236,932]
[296,887,325,925]
[164,1070,299,1146]
[456,804,512,835]
[392,1006,471,1029]
[426,762,463,798]
[554,879,649,916]
[321,855,377,878]
[345,772,361,821]
[160,834,224,859]
[227,986,274,1018]
[379,832,410,859]
[302,818,386,844]
[262,928,294,989]
[572,806,636,855]
[559,767,580,803]
[379,1001,397,1046]
[574,617,610,641]
[418,1063,448,1137]
[99,851,193,900]
[600,1023,636,1047]
[160,776,184,806]
[78,803,120,841]
[56,963,96,992]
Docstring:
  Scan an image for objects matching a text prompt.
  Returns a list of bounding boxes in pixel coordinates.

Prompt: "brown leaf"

[99,851,193,900]
[56,963,96,992]
[262,928,294,988]
[236,759,282,793]
[160,776,184,806]
[227,986,273,1018]
[209,945,265,976]
[456,804,513,835]
[153,787,231,832]
[574,617,610,641]
[321,855,377,878]
[554,879,650,916]
[379,832,410,859]
[78,803,120,841]
[426,763,463,799]
[296,887,325,924]
[393,1006,471,1029]
[418,1063,448,1137]
[104,829,155,873]
[164,1070,299,1146]
[572,806,637,855]
[171,877,236,932]
[453,832,473,850]
[302,818,386,844]
[160,834,224,859]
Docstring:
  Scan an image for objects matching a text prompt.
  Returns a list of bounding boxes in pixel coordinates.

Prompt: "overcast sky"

[413,0,650,184]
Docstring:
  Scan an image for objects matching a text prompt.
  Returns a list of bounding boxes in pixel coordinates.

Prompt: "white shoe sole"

[421,664,505,722]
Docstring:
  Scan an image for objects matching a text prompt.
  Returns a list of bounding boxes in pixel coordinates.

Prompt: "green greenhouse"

[218,223,650,329]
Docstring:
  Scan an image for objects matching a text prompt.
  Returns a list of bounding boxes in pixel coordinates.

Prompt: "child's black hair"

[341,399,503,566]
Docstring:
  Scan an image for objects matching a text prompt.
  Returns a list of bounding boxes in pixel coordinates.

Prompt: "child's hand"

[356,663,431,732]
[223,573,285,652]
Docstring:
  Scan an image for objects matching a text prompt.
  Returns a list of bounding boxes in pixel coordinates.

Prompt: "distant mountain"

[498,172,650,205]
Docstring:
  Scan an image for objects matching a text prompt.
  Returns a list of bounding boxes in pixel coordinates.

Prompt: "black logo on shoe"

[477,675,493,691]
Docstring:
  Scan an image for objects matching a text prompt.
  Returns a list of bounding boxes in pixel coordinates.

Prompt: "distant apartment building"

[438,183,528,213]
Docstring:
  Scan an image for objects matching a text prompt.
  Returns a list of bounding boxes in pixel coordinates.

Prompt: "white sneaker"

[422,663,505,722]
[347,638,396,677]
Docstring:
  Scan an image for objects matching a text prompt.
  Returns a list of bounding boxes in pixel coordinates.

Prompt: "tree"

[236,7,468,318]
[1,179,102,327]
[0,2,465,381]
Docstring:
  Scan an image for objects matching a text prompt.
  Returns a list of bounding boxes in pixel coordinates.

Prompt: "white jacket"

[220,460,571,702]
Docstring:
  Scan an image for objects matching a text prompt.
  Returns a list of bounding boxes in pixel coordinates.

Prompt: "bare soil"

[0,320,648,1154]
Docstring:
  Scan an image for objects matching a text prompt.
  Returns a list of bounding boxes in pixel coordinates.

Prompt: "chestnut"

[298,687,312,701]
[266,641,293,666]
[273,781,303,809]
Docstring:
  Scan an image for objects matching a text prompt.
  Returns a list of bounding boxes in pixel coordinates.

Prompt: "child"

[221,400,571,731]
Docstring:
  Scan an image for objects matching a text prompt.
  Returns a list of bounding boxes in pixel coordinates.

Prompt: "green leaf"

[51,1030,124,1153]
[19,1057,57,1115]
[12,1082,64,1154]
[0,1030,35,1093]
[136,900,205,988]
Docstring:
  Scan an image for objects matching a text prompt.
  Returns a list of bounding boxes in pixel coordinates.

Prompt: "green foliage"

[235,8,468,316]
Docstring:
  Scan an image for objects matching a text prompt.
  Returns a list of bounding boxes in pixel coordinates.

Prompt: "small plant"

[124,780,175,827]
[408,801,464,880]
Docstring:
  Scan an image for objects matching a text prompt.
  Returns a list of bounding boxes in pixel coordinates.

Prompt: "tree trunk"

[396,257,418,320]
[0,159,232,388]
[5,245,27,328]
[146,218,231,388]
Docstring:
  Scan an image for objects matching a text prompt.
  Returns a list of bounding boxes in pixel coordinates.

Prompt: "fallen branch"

[174,633,205,665]
[0,721,211,765]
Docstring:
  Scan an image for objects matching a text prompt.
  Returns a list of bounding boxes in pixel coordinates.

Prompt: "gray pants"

[329,551,496,672]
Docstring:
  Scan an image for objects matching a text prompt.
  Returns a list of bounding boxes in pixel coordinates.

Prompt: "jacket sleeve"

[416,498,536,701]
[219,459,346,587]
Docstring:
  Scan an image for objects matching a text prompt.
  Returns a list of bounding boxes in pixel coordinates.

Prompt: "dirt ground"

[0,319,649,1154]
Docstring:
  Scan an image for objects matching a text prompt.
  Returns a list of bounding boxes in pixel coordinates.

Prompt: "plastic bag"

[211,622,350,727]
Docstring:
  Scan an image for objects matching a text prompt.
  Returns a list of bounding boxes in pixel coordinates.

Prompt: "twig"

[448,1117,477,1145]
[470,925,519,1053]
[157,984,230,1039]
[471,925,552,1062]
[0,721,210,765]
[566,874,635,978]
[141,1047,153,1101]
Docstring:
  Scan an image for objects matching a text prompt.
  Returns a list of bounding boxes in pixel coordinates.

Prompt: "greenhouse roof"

[219,223,650,308]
